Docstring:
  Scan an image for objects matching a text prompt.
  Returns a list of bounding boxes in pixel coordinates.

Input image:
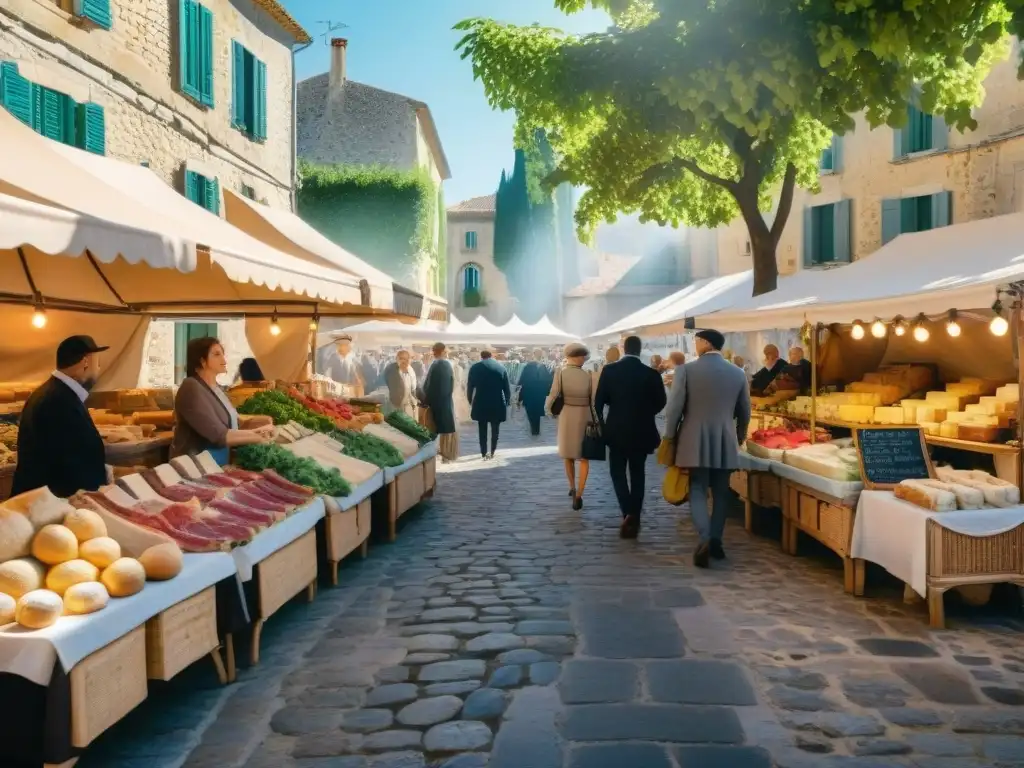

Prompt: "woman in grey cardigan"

[170,337,274,464]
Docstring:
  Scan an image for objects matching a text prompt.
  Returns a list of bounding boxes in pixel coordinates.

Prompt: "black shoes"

[573,496,583,511]
[620,515,639,539]
[710,538,726,560]
[694,542,710,568]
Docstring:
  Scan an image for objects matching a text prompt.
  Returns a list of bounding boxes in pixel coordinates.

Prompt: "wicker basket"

[326,507,362,562]
[145,587,218,681]
[927,519,1024,581]
[783,480,855,559]
[258,530,317,620]
[70,626,147,748]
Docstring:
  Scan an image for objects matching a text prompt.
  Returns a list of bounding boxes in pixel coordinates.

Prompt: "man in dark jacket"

[595,335,668,539]
[517,348,552,437]
[467,349,511,460]
[422,342,458,462]
[13,335,110,498]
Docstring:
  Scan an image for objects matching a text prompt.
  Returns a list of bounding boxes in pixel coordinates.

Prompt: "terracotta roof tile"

[448,194,496,213]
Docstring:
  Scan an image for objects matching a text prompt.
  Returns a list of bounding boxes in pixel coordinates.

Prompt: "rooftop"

[448,194,497,215]
[253,0,311,44]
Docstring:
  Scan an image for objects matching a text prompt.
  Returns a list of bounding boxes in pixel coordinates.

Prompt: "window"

[462,264,481,291]
[463,230,478,251]
[184,169,220,214]
[240,183,256,200]
[0,62,106,154]
[231,41,267,140]
[820,134,842,173]
[179,0,214,107]
[173,322,218,383]
[74,0,112,29]
[881,192,951,244]
[894,102,947,158]
[802,200,852,268]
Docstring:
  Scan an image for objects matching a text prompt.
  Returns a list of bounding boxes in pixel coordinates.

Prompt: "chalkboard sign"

[853,426,935,489]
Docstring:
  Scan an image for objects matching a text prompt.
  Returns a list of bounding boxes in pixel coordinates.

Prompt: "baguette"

[915,478,983,510]
[895,480,956,512]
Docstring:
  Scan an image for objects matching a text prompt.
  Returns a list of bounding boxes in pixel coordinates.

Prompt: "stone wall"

[139,318,254,388]
[446,214,514,324]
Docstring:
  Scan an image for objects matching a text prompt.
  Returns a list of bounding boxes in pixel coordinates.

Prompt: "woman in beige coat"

[547,342,596,510]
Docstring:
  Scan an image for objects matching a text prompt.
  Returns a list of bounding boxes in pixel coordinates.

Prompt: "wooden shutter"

[255,59,267,140]
[39,87,64,141]
[179,0,201,100]
[880,198,901,244]
[0,62,34,126]
[931,113,948,152]
[231,41,244,128]
[184,169,201,203]
[76,102,106,155]
[178,0,189,95]
[831,134,843,173]
[199,5,214,107]
[900,197,918,233]
[931,191,952,228]
[79,0,112,29]
[205,176,220,215]
[832,199,852,263]
[801,207,815,268]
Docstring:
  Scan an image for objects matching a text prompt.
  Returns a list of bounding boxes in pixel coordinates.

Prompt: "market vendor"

[384,349,418,418]
[12,335,112,498]
[784,346,813,394]
[751,344,788,394]
[324,333,364,394]
[171,337,274,464]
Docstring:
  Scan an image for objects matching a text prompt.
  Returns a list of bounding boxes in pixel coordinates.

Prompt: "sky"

[285,0,610,206]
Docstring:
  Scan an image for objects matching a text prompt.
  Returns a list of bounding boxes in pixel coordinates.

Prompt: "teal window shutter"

[39,87,64,141]
[900,197,918,233]
[184,169,201,204]
[893,125,904,159]
[255,59,267,140]
[881,199,901,244]
[0,62,34,126]
[178,0,190,97]
[801,207,815,268]
[77,0,112,29]
[931,113,948,152]
[231,41,244,128]
[198,5,214,107]
[76,103,106,155]
[832,199,852,263]
[819,141,833,172]
[931,191,952,228]
[179,0,202,102]
[205,176,220,215]
[831,135,843,173]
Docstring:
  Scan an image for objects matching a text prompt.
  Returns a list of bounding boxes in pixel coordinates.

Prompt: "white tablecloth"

[768,461,863,505]
[737,451,773,473]
[851,490,1024,598]
[334,473,384,510]
[383,444,434,482]
[231,497,325,582]
[0,552,236,685]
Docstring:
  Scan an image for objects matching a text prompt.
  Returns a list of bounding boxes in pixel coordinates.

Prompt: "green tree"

[457,0,1013,295]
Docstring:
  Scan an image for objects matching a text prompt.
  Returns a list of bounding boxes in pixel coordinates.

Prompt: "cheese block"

[873,406,905,424]
[936,467,1017,506]
[926,392,966,411]
[962,414,999,427]
[959,378,1001,395]
[944,411,974,424]
[900,399,928,422]
[838,405,875,424]
[194,451,223,474]
[919,421,941,436]
[847,383,902,404]
[914,407,946,424]
[939,421,959,438]
[895,480,957,512]
[170,456,203,480]
[118,474,162,502]
[946,382,986,397]
[830,392,882,406]
[996,383,1019,402]
[916,479,983,510]
[978,396,1013,414]
[152,464,184,488]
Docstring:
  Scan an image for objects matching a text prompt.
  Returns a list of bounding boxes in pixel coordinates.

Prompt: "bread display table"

[0,552,236,767]
[322,474,384,585]
[851,490,1024,628]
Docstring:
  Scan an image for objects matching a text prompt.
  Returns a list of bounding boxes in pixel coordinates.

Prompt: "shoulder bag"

[581,372,606,461]
[550,370,565,416]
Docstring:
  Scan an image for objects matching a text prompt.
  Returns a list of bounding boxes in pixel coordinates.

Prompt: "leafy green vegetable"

[238,390,337,432]
[235,443,352,497]
[331,429,404,468]
[386,411,434,445]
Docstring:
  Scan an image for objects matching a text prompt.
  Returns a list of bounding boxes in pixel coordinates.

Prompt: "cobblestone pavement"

[81,414,1024,768]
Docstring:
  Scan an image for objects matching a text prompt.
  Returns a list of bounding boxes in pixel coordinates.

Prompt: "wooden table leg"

[225,634,236,683]
[330,561,340,586]
[852,558,866,597]
[927,588,946,629]
[210,647,228,685]
[307,580,317,602]
[360,539,369,558]
[250,618,265,666]
[843,557,856,594]
[743,499,753,533]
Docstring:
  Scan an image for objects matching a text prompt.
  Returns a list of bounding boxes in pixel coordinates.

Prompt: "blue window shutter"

[0,62,34,126]
[801,207,814,268]
[231,41,244,128]
[881,198,901,244]
[76,102,105,155]
[78,0,112,29]
[832,199,852,263]
[178,0,189,95]
[255,59,267,140]
[931,113,948,152]
[205,176,220,214]
[39,87,65,141]
[931,191,951,228]
[184,169,200,203]
[199,5,214,107]
[831,135,843,173]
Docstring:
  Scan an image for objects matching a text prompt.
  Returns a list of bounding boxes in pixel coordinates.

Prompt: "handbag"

[662,466,690,505]
[656,437,675,467]
[550,370,565,416]
[580,374,606,461]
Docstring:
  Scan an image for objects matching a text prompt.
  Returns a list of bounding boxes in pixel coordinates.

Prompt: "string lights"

[912,314,930,342]
[870,319,887,338]
[269,309,281,336]
[892,316,907,337]
[850,320,865,340]
[990,298,1009,336]
[30,303,46,329]
[846,305,1013,340]
[945,310,961,338]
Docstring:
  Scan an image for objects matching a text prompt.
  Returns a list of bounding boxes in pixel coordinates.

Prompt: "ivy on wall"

[436,185,446,296]
[297,161,437,281]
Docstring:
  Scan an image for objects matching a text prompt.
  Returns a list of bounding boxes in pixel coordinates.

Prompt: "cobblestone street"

[81,415,1024,768]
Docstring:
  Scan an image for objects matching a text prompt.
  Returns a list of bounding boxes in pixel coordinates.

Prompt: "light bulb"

[871,319,886,338]
[894,324,906,337]
[990,315,1009,336]
[309,318,318,331]
[946,319,961,337]
[31,308,46,329]
[913,324,930,342]
[851,321,865,340]
[270,319,281,336]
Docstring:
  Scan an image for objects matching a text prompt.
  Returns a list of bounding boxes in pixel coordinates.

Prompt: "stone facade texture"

[447,205,514,325]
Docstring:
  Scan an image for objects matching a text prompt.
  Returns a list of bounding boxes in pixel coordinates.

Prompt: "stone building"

[296,38,451,297]
[0,0,310,386]
[714,39,1024,279]
[445,193,517,324]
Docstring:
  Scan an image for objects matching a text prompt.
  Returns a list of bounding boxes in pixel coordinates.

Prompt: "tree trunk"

[749,233,779,297]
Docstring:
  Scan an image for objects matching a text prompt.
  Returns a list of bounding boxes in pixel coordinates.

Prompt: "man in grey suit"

[663,328,751,568]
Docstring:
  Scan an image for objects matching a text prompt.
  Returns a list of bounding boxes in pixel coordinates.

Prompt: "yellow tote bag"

[656,438,674,467]
[663,466,690,506]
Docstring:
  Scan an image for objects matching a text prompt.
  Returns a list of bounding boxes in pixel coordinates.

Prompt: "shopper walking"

[467,349,511,460]
[422,342,459,462]
[664,329,751,567]
[518,348,551,437]
[547,342,596,510]
[595,335,667,538]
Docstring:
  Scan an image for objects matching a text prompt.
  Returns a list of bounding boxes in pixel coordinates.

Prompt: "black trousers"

[609,449,647,519]
[524,403,543,435]
[478,421,500,456]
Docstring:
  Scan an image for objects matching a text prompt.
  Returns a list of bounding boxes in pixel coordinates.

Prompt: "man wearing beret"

[663,328,751,567]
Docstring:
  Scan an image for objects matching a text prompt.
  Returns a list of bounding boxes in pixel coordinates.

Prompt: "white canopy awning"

[695,215,1024,332]
[333,314,577,346]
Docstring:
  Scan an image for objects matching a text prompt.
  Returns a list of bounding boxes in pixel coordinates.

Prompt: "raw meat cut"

[224,469,264,483]
[252,479,309,505]
[208,499,277,526]
[198,474,241,488]
[229,487,289,514]
[158,483,218,504]
[259,469,314,497]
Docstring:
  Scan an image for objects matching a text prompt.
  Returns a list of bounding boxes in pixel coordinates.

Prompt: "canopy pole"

[85,250,129,307]
[809,323,818,444]
[1014,292,1023,497]
[15,247,41,306]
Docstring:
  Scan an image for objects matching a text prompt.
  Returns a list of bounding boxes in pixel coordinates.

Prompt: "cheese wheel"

[0,507,35,562]
[0,558,45,598]
[138,542,183,580]
[15,589,63,629]
[63,582,109,615]
[79,537,121,569]
[45,559,100,596]
[63,508,108,542]
[100,558,146,597]
[31,525,79,565]
[0,593,15,624]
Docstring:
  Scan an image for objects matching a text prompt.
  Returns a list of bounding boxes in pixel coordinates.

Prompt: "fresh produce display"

[284,438,381,485]
[333,428,404,468]
[746,426,830,459]
[288,389,383,431]
[235,443,352,497]
[386,411,434,444]
[238,390,337,433]
[365,424,421,458]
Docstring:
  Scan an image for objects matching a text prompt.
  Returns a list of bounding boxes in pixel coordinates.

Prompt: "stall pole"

[809,323,819,444]
[1014,296,1023,496]
[308,323,317,379]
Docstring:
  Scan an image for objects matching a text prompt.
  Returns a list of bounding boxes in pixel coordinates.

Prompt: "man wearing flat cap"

[664,328,751,568]
[325,333,364,395]
[13,335,111,498]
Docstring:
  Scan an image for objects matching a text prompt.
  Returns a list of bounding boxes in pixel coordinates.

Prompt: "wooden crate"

[259,530,317,620]
[781,479,863,596]
[751,473,781,508]
[70,626,147,748]
[325,503,369,585]
[356,497,371,539]
[394,466,426,519]
[145,587,220,682]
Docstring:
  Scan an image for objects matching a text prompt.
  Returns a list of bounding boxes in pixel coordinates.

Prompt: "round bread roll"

[0,558,46,599]
[0,507,35,562]
[138,542,183,580]
[31,525,79,566]
[63,582,109,615]
[45,559,100,597]
[63,508,107,543]
[0,592,15,624]
[15,589,63,629]
[100,558,146,598]
[79,537,121,569]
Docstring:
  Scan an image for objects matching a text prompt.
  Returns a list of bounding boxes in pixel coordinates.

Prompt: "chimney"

[329,38,347,91]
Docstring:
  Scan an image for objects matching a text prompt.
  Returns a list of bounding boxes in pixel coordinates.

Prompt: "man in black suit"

[13,335,110,498]
[466,349,511,460]
[595,335,667,539]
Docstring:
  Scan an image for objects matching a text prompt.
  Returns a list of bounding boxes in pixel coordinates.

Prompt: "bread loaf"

[0,508,35,562]
[915,479,984,510]
[138,542,183,580]
[135,410,174,429]
[0,558,46,598]
[45,559,100,596]
[31,525,79,565]
[15,589,63,629]
[79,537,121,568]
[63,582,109,615]
[894,480,956,512]
[63,508,107,542]
[101,558,146,597]
[0,592,15,623]
[3,487,75,529]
